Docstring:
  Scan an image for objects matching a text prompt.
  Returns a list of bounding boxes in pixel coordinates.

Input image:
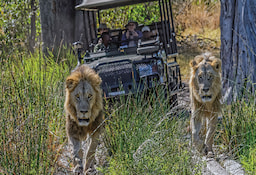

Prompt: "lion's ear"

[94,74,102,86]
[190,60,197,68]
[190,56,204,69]
[66,78,78,91]
[211,58,222,72]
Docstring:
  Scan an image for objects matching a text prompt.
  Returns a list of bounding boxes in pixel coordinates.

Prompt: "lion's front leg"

[191,113,204,152]
[84,132,99,174]
[205,116,218,157]
[69,136,84,174]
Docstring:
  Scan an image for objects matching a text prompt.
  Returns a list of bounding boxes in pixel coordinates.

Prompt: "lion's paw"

[73,164,83,174]
[206,151,214,158]
[85,167,97,175]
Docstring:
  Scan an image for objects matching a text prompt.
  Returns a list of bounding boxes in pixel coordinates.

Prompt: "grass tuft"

[216,94,256,173]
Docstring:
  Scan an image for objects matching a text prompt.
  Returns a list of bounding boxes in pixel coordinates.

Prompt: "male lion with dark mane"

[189,53,222,157]
[64,65,104,174]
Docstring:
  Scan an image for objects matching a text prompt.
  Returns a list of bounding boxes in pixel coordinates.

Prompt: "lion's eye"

[198,76,203,81]
[208,75,212,80]
[88,94,93,100]
[75,94,80,101]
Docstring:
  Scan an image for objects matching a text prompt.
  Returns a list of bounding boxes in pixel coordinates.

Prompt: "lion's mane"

[64,64,103,136]
[189,53,222,113]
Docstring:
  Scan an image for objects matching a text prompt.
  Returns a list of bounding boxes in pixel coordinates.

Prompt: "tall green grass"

[1,48,255,174]
[216,94,256,174]
[0,49,203,174]
[101,89,202,174]
[0,50,75,174]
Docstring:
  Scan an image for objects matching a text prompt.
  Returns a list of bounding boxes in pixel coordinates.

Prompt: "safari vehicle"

[74,0,181,102]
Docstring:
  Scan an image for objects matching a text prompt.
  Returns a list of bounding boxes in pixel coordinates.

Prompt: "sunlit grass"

[241,146,256,174]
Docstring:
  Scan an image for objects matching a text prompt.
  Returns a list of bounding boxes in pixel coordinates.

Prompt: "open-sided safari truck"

[74,0,181,103]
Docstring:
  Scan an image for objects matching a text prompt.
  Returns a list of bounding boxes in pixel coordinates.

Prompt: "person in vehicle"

[98,23,109,35]
[121,20,142,47]
[141,26,159,41]
[94,32,115,52]
[141,26,153,41]
[94,23,109,45]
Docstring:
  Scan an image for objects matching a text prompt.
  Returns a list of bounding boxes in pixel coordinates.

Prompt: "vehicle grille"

[96,62,133,88]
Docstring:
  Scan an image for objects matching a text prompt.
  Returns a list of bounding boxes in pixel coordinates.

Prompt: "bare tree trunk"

[73,1,97,51]
[29,0,36,53]
[39,0,76,55]
[220,0,256,104]
[39,0,97,56]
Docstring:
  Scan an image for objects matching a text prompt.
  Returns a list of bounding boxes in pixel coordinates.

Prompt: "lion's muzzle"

[77,111,91,126]
[77,116,90,126]
[201,95,212,102]
[78,118,90,126]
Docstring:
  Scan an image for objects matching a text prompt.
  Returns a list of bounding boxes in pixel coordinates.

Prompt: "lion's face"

[65,65,103,127]
[70,80,96,126]
[190,54,222,104]
[195,62,219,103]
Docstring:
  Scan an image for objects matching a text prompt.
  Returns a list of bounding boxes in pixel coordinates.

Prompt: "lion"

[64,65,104,174]
[189,53,222,157]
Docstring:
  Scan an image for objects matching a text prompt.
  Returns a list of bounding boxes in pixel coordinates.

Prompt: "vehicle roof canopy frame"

[76,0,158,10]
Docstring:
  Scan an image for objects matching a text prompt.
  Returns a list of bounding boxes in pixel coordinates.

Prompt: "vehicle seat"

[137,36,160,55]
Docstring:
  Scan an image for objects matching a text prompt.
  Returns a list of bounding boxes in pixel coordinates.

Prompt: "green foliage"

[0,50,76,174]
[0,0,40,58]
[99,2,160,29]
[101,89,202,174]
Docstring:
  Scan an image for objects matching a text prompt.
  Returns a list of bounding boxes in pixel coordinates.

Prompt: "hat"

[125,20,138,28]
[98,23,109,32]
[142,26,150,32]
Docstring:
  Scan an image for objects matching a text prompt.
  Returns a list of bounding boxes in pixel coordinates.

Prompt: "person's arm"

[121,32,128,46]
[137,30,143,38]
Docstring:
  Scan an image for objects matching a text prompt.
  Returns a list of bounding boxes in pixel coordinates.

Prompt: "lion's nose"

[203,87,209,93]
[80,110,88,114]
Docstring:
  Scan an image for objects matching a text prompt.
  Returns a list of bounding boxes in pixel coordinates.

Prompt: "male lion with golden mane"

[189,53,222,157]
[64,65,103,174]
